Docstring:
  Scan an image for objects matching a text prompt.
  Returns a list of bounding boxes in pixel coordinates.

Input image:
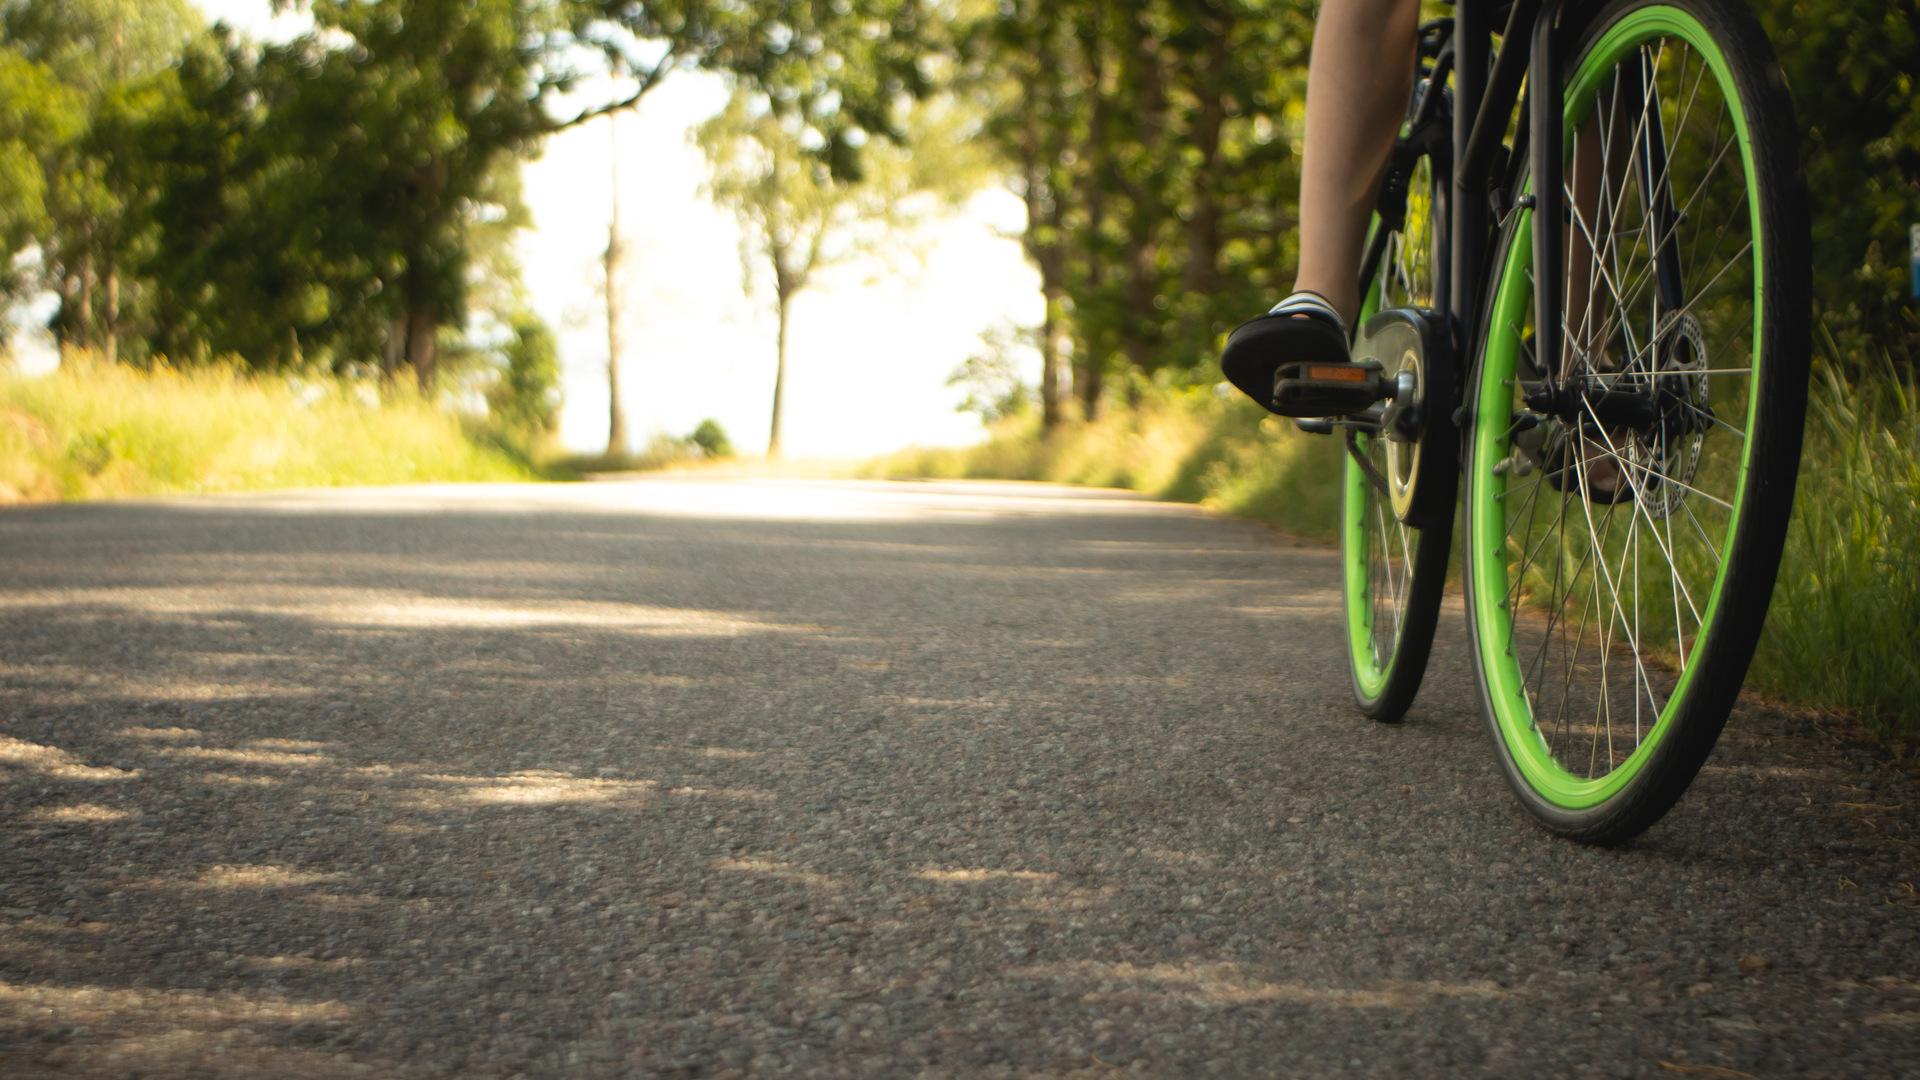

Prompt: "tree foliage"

[698,87,986,454]
[0,0,199,91]
[485,312,563,441]
[4,0,939,383]
[0,49,78,323]
[1758,0,1920,367]
[959,0,1314,420]
[0,0,201,360]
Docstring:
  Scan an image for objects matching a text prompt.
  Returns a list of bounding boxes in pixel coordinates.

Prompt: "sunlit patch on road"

[23,803,132,823]
[917,868,1060,883]
[0,736,138,780]
[407,771,658,807]
[1023,960,1507,1009]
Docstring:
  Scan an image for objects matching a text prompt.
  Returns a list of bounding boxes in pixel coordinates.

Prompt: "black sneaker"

[1220,291,1356,417]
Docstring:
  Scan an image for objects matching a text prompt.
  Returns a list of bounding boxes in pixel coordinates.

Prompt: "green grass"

[1749,344,1920,752]
[866,384,1347,540]
[0,357,532,501]
[875,359,1920,754]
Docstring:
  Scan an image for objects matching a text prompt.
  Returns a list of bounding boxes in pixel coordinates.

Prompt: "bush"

[689,419,734,459]
[482,313,562,457]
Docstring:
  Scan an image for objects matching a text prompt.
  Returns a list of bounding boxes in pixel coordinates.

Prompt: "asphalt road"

[0,477,1914,1080]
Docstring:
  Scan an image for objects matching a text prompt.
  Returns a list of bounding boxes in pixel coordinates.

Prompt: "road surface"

[0,478,1914,1078]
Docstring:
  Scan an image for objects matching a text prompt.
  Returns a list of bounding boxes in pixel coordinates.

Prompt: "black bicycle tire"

[1345,118,1458,722]
[1348,501,1453,720]
[1461,0,1809,843]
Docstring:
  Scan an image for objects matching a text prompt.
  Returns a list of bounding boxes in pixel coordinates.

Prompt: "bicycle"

[1295,0,1808,844]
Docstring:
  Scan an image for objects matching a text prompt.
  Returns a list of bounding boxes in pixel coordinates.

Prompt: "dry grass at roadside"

[865,386,1347,541]
[0,356,530,502]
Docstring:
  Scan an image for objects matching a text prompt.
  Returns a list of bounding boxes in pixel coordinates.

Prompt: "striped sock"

[1266,291,1345,333]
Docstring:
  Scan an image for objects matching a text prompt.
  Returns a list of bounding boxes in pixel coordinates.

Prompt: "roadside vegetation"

[1751,340,1920,754]
[868,382,1346,539]
[553,418,740,476]
[0,356,532,501]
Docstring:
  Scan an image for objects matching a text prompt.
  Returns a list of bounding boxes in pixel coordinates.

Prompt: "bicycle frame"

[1380,0,1571,396]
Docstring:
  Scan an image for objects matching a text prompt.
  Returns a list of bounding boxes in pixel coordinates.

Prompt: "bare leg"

[1293,0,1424,327]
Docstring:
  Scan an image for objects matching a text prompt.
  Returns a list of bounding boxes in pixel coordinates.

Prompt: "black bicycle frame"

[1454,0,1566,384]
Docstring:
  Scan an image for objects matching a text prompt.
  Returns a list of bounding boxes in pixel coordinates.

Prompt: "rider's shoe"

[1220,291,1363,417]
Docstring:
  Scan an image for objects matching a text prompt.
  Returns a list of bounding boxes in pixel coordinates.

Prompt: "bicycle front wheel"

[1462,0,1808,842]
[1344,129,1455,721]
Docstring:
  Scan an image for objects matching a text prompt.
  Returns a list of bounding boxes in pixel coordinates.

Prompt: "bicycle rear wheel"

[1462,0,1808,842]
[1343,121,1456,721]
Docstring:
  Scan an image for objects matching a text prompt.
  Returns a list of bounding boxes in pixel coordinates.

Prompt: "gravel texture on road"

[0,477,1913,1080]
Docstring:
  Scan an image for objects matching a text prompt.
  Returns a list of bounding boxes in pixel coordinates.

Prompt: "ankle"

[1289,281,1359,327]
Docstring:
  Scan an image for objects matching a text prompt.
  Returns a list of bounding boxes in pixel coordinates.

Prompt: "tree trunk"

[1076,346,1104,420]
[383,316,406,378]
[1181,46,1227,297]
[605,111,630,458]
[1074,19,1110,423]
[604,222,629,457]
[1122,230,1160,378]
[405,305,438,385]
[1115,8,1171,395]
[102,259,119,366]
[1040,286,1064,429]
[1018,136,1070,431]
[768,292,789,458]
[73,257,95,353]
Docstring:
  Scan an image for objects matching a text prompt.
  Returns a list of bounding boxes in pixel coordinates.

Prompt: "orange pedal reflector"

[1307,366,1370,382]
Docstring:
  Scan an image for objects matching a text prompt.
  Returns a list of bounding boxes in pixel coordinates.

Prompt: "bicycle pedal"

[1271,362,1389,417]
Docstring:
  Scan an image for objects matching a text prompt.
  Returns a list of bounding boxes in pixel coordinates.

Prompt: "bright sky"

[178,0,1040,459]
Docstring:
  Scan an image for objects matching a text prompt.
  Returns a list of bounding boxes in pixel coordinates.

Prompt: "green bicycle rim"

[1343,276,1390,699]
[1468,5,1764,808]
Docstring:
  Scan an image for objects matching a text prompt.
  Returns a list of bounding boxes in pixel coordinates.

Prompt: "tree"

[7,0,940,378]
[1756,0,1920,368]
[959,0,1312,415]
[0,50,79,336]
[485,311,563,447]
[948,321,1035,423]
[698,90,986,456]
[605,108,630,456]
[963,1,1079,428]
[271,0,942,383]
[1,0,198,91]
[3,0,201,362]
[689,418,733,458]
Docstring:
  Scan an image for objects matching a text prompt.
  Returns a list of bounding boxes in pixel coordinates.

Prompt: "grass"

[865,384,1348,540]
[1749,344,1920,752]
[0,356,532,502]
[872,356,1920,754]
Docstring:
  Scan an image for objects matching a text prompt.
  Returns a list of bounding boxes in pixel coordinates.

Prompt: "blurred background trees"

[698,89,988,456]
[0,0,936,414]
[0,0,1914,425]
[962,0,1314,425]
[1756,0,1920,371]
